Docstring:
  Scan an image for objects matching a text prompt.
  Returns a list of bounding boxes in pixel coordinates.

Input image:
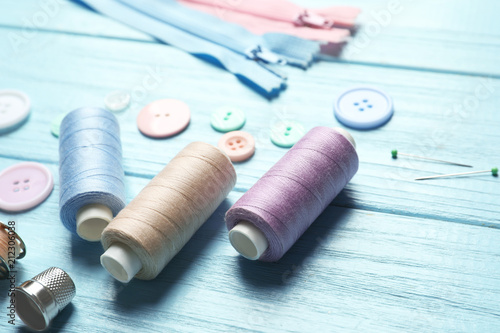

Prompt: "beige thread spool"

[100,142,237,282]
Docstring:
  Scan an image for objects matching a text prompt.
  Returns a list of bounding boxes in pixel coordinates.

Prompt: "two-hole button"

[270,121,306,148]
[211,107,246,133]
[137,99,191,138]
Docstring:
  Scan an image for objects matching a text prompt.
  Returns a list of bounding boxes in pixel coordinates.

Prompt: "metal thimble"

[15,267,76,331]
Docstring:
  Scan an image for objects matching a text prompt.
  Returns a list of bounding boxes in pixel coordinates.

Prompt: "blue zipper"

[117,0,319,68]
[74,0,319,97]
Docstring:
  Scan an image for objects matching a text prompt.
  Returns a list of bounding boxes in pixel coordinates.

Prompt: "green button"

[211,107,246,133]
[51,113,67,138]
[270,121,306,148]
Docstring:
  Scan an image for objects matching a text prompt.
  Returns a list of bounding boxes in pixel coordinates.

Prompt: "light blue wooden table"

[1,1,499,332]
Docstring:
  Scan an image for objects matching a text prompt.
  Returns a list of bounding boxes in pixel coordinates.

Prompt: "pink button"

[137,99,191,138]
[218,131,255,162]
[0,162,54,212]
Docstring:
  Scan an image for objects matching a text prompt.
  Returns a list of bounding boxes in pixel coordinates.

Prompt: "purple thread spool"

[226,127,359,261]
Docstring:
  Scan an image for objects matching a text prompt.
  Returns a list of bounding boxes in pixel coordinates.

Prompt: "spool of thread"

[0,222,26,279]
[100,142,237,282]
[59,107,126,241]
[226,127,359,261]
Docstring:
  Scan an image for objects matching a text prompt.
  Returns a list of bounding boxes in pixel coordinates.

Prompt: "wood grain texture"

[0,155,499,332]
[2,0,500,76]
[1,0,499,332]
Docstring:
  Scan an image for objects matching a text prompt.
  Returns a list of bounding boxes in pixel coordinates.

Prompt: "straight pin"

[415,167,498,181]
[391,149,472,168]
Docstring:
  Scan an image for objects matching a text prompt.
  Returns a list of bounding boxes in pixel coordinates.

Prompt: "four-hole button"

[218,131,255,162]
[0,162,53,212]
[334,86,393,130]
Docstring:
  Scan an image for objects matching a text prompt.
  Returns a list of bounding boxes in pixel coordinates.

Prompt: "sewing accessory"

[100,142,237,282]
[105,90,131,112]
[270,121,306,148]
[179,0,355,43]
[415,167,498,181]
[226,127,358,261]
[391,149,472,168]
[59,107,126,241]
[218,131,255,162]
[0,162,53,212]
[137,99,191,138]
[0,222,26,279]
[50,113,67,138]
[180,0,360,29]
[15,267,76,331]
[211,107,246,133]
[76,0,318,98]
[334,86,393,129]
[0,89,31,134]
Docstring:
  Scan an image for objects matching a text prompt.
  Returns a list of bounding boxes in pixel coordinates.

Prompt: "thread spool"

[226,127,359,261]
[0,222,26,279]
[100,142,237,282]
[59,107,126,241]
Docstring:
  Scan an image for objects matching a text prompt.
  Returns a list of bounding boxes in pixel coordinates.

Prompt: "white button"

[334,86,393,130]
[0,90,31,133]
[105,90,131,112]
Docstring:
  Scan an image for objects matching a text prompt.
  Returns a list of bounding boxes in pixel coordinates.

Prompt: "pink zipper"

[179,0,359,43]
[178,0,360,28]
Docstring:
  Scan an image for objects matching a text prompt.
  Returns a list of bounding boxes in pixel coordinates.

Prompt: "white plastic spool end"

[76,204,113,242]
[229,221,268,260]
[100,243,142,283]
[333,127,356,149]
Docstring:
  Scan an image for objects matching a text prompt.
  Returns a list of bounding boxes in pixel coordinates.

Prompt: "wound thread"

[226,127,359,261]
[0,222,25,279]
[101,142,237,280]
[59,107,126,240]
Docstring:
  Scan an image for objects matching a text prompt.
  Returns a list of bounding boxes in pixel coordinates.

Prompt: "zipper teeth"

[119,0,320,67]
[79,0,287,97]
[117,0,257,55]
[262,34,320,68]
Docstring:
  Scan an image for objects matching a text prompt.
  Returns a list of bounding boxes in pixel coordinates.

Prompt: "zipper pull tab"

[246,46,287,65]
[295,11,333,29]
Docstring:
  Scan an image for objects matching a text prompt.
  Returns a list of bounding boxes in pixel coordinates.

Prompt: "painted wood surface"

[1,0,499,332]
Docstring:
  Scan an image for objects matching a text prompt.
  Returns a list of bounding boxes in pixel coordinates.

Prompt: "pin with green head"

[415,167,499,180]
[390,149,472,168]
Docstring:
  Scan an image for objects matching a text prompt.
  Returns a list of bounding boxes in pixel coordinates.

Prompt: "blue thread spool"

[59,107,126,241]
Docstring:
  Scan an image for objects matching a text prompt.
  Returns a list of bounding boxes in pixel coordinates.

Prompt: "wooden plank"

[1,1,499,331]
[1,30,498,227]
[2,0,500,76]
[0,155,499,332]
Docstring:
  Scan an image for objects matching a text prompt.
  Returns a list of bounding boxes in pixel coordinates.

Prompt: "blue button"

[334,87,393,130]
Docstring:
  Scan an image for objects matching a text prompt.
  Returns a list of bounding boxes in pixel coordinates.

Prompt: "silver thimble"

[15,267,76,331]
